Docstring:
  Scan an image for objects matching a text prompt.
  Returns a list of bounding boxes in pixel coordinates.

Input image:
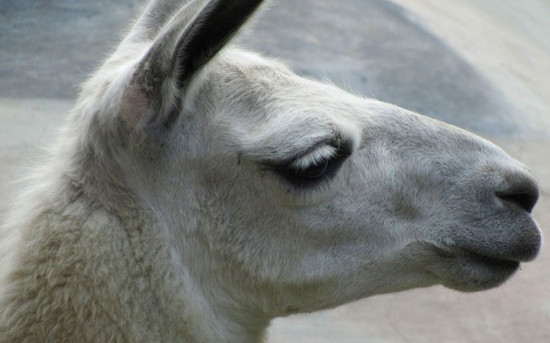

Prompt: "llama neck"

[0,191,270,343]
[167,233,272,343]
[0,150,273,342]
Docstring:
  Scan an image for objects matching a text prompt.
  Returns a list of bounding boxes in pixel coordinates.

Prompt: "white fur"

[0,1,541,342]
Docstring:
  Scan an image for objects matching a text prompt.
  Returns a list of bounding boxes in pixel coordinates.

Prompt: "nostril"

[496,189,538,213]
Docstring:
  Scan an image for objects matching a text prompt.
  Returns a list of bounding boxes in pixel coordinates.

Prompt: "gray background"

[0,0,532,134]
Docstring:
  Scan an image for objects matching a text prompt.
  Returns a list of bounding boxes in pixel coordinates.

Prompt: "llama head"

[75,0,541,318]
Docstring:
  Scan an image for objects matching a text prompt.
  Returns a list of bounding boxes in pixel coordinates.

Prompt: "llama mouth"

[426,244,522,291]
[431,244,521,268]
[461,251,520,271]
[434,246,520,270]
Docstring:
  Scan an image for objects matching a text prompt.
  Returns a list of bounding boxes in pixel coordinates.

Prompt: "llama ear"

[124,0,198,44]
[122,0,264,130]
[171,0,265,87]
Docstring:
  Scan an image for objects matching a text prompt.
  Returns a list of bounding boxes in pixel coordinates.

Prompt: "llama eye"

[276,154,345,187]
[267,140,352,187]
[289,159,330,181]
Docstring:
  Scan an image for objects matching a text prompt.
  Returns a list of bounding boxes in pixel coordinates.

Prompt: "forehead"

[195,49,365,160]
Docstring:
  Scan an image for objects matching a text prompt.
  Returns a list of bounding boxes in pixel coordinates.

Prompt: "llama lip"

[461,251,520,271]
[431,245,520,271]
[428,245,521,291]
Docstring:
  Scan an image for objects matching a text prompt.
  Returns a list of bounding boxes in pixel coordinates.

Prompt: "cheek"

[285,197,376,245]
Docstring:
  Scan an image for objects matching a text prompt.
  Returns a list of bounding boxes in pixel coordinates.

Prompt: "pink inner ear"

[119,84,150,131]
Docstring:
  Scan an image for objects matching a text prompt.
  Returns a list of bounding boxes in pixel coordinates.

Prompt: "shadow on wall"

[0,0,521,135]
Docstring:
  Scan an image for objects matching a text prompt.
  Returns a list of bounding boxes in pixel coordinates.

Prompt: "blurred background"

[0,0,548,341]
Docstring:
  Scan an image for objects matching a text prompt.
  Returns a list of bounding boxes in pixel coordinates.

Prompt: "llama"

[0,0,541,342]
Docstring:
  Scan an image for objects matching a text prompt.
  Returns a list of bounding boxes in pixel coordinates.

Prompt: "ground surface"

[0,0,548,342]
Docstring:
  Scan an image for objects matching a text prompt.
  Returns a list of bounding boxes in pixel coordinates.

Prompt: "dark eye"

[265,140,352,188]
[276,150,350,187]
[289,159,330,181]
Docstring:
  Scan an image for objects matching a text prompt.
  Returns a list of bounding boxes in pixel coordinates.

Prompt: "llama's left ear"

[121,0,264,131]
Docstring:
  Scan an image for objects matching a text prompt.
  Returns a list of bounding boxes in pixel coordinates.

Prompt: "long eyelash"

[259,139,353,188]
[290,145,338,170]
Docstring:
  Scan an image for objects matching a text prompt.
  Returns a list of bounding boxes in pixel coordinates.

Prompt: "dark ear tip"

[126,0,265,129]
[176,0,265,86]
